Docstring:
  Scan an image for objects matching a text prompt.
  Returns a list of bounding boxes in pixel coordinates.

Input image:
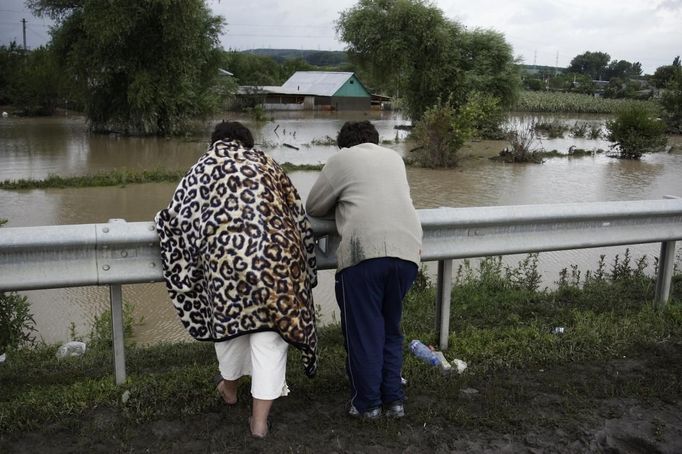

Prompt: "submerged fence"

[1,198,681,384]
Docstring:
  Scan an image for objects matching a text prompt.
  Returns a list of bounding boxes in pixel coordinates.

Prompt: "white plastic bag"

[56,341,87,359]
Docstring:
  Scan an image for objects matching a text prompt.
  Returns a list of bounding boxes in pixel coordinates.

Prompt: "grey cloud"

[657,0,682,11]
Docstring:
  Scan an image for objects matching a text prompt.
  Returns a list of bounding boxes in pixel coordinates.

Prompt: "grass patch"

[0,169,187,190]
[1,252,681,447]
[279,163,323,172]
[0,165,323,190]
[310,136,336,146]
[540,148,606,158]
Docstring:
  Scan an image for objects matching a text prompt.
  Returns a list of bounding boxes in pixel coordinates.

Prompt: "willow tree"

[337,0,518,122]
[28,0,229,135]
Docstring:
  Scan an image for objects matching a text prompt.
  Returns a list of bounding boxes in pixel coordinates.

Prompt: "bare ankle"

[249,416,268,438]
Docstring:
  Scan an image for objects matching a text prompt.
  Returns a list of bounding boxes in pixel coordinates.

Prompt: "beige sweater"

[306,142,422,272]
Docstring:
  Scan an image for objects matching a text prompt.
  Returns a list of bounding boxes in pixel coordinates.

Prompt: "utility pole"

[21,18,27,51]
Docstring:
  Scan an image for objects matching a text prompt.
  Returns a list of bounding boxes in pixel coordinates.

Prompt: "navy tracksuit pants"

[335,257,418,413]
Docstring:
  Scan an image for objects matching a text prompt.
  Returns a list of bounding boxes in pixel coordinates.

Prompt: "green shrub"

[0,292,36,353]
[459,91,506,140]
[89,302,139,350]
[0,219,37,353]
[606,105,667,159]
[659,68,682,134]
[412,97,472,168]
[245,105,268,122]
[523,78,545,91]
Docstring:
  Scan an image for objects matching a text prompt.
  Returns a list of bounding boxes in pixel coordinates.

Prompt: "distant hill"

[244,49,349,67]
[520,64,566,75]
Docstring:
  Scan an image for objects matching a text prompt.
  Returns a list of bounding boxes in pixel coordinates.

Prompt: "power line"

[227,23,335,30]
[225,33,335,39]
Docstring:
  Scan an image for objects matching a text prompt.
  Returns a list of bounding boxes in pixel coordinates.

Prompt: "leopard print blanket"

[154,139,318,377]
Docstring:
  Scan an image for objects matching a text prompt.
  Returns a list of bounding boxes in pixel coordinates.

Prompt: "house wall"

[303,96,315,110]
[334,74,371,97]
[331,96,371,111]
[263,103,305,111]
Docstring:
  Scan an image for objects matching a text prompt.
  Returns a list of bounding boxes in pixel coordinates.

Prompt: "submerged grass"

[1,253,681,438]
[0,169,187,190]
[0,164,323,190]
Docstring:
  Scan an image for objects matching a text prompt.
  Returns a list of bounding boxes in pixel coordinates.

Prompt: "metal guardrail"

[1,198,681,384]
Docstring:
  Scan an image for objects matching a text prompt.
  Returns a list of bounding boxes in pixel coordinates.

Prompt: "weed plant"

[496,122,545,163]
[534,120,567,138]
[310,136,336,146]
[0,220,37,354]
[569,121,589,138]
[0,292,36,353]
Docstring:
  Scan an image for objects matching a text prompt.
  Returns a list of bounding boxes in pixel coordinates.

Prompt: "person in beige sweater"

[306,120,422,419]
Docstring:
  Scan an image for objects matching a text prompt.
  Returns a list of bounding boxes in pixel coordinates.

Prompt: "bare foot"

[249,416,269,438]
[216,379,238,405]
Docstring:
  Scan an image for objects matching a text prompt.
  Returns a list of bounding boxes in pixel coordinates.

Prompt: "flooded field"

[1,111,681,344]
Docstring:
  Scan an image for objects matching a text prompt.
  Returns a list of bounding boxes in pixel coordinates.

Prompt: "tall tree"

[658,59,682,133]
[337,0,464,120]
[652,56,682,89]
[7,45,65,115]
[459,29,520,108]
[337,0,518,121]
[28,0,228,135]
[0,42,25,105]
[603,60,642,80]
[567,51,610,80]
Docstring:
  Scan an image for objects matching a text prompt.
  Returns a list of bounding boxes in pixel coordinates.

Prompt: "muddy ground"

[2,340,681,453]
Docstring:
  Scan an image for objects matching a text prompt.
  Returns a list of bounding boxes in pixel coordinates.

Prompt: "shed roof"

[280,71,360,96]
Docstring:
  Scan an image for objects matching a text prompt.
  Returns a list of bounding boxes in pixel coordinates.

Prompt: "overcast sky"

[1,0,680,74]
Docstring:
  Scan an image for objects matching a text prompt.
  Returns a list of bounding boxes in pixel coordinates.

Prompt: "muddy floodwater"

[1,111,681,345]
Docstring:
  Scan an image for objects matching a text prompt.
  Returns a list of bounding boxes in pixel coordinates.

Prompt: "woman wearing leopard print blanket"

[155,121,318,438]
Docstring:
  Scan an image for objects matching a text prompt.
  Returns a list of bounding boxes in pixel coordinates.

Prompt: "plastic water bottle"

[408,339,439,366]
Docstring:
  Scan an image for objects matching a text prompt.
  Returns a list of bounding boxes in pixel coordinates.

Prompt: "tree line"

[0,0,679,142]
[523,51,681,101]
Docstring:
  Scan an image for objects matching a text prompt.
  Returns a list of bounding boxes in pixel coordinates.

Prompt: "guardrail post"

[110,284,127,384]
[654,240,676,308]
[435,260,453,351]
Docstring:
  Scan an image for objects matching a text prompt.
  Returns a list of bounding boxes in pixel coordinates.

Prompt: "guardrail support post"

[435,260,453,351]
[655,240,676,308]
[110,284,127,384]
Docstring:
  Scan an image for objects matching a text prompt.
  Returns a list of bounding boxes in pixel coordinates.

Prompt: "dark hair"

[336,121,379,148]
[211,121,254,149]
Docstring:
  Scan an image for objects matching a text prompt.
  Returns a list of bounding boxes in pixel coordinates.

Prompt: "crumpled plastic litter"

[55,341,87,359]
[452,358,468,374]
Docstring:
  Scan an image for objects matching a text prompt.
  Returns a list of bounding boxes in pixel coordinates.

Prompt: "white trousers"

[214,331,290,400]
